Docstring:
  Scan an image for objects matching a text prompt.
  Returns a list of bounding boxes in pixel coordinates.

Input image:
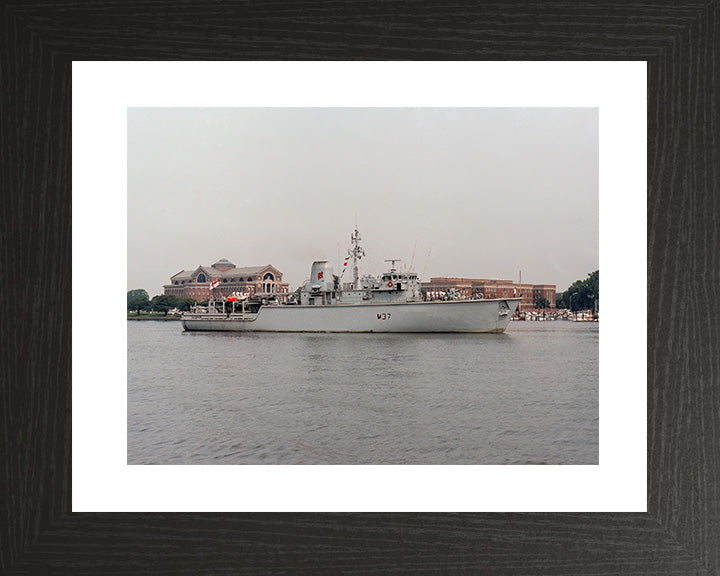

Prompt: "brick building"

[164,258,290,302]
[422,277,555,312]
[531,284,556,310]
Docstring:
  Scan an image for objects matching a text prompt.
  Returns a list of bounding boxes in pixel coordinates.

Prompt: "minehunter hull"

[181,298,521,333]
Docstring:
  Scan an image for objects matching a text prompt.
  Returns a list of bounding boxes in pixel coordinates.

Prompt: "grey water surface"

[128,320,598,465]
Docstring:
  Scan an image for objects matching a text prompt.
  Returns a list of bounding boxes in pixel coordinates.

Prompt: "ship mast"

[348,227,365,290]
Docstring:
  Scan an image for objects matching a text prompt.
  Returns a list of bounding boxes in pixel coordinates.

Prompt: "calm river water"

[128,320,598,465]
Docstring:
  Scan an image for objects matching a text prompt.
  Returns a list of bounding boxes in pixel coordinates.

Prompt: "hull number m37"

[377,312,392,320]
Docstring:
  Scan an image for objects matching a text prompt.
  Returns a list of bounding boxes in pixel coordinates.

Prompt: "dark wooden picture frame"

[2,2,718,574]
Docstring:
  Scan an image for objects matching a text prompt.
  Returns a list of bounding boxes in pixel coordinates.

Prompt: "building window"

[197,273,206,283]
[223,278,227,283]
[181,281,185,285]
[247,277,252,282]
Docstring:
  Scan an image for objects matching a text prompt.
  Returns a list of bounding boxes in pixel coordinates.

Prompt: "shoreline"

[127,316,181,321]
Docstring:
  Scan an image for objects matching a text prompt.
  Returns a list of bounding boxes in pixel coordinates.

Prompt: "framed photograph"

[123,105,603,469]
[3,2,717,574]
[80,62,637,515]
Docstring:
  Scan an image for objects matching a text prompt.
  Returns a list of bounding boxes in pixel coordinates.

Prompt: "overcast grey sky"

[128,108,598,297]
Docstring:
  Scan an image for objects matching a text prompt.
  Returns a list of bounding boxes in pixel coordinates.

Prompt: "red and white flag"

[210,280,220,289]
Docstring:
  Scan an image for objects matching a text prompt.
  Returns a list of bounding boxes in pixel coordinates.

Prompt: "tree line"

[127,289,196,316]
[555,270,599,312]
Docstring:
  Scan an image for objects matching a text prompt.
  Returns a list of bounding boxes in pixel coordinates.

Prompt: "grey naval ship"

[181,228,521,333]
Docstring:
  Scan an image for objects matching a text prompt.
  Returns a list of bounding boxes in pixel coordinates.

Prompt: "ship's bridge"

[381,272,418,282]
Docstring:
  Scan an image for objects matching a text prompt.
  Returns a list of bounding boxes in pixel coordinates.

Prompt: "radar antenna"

[384,259,401,272]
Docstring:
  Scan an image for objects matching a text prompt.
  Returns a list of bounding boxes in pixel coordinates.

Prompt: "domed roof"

[212,258,235,268]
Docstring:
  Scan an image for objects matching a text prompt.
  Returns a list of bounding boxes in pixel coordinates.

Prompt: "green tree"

[176,297,196,312]
[567,280,585,311]
[555,291,568,309]
[127,289,150,315]
[150,294,179,316]
[127,288,149,301]
[536,296,550,309]
[583,270,599,312]
[558,270,599,311]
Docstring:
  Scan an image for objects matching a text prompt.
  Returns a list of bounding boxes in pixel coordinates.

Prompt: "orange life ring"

[387,281,393,287]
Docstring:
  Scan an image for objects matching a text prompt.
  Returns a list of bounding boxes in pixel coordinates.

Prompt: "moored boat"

[181,228,520,333]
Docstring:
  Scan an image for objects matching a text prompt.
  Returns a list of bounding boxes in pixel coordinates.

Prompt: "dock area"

[513,310,598,322]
